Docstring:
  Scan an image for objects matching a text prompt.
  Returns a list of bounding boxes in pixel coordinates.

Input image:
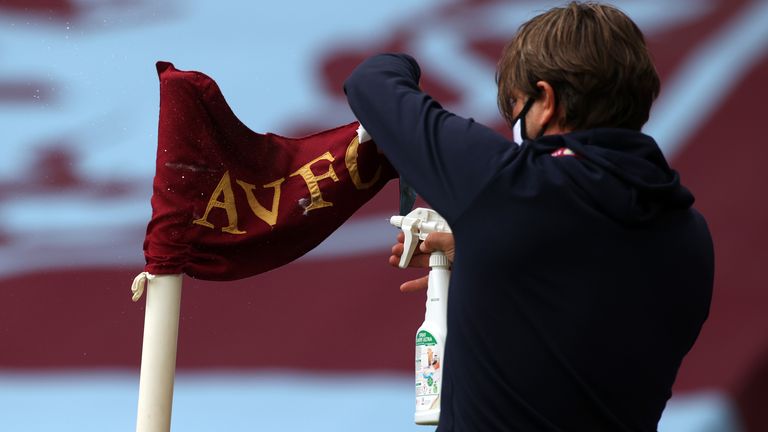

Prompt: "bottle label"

[415,330,442,412]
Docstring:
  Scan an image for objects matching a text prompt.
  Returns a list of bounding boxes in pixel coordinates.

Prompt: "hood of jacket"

[530,128,694,225]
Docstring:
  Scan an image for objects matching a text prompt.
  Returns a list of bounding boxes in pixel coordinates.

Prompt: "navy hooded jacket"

[344,53,714,432]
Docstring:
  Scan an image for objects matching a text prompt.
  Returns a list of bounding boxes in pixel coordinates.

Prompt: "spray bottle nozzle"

[390,208,452,269]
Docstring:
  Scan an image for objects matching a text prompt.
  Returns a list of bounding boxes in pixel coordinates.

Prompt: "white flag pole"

[132,273,183,432]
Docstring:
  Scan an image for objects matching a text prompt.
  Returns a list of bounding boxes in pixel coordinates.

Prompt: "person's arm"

[344,53,518,223]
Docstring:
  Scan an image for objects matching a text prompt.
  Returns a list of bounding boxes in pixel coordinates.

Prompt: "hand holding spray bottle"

[390,208,452,425]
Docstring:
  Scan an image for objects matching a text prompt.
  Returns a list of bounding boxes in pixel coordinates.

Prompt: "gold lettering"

[236,178,285,227]
[345,136,382,190]
[192,171,246,234]
[289,151,339,213]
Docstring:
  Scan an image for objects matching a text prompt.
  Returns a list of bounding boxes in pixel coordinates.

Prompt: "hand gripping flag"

[142,62,397,281]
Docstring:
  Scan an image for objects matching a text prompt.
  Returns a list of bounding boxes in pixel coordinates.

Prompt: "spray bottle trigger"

[399,223,420,269]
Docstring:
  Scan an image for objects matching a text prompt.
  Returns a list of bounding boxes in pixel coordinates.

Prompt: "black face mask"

[511,97,550,143]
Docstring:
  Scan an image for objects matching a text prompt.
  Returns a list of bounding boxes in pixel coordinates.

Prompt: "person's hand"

[389,231,455,293]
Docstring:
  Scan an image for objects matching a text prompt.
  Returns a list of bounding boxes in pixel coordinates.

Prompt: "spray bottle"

[390,207,452,425]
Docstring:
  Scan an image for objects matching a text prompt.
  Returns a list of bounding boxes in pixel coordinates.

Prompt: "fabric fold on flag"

[144,61,397,280]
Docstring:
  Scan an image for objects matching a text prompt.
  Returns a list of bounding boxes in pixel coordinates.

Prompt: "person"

[344,2,714,431]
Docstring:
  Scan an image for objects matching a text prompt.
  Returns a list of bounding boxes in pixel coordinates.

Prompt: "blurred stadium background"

[1,0,766,430]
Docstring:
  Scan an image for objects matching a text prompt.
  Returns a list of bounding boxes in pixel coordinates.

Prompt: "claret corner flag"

[132,61,397,431]
[143,61,397,281]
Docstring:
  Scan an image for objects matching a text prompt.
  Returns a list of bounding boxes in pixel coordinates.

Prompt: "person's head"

[496,1,660,139]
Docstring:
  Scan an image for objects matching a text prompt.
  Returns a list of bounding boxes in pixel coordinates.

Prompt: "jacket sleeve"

[344,53,518,224]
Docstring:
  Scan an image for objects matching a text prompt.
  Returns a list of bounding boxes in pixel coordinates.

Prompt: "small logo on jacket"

[551,147,577,157]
